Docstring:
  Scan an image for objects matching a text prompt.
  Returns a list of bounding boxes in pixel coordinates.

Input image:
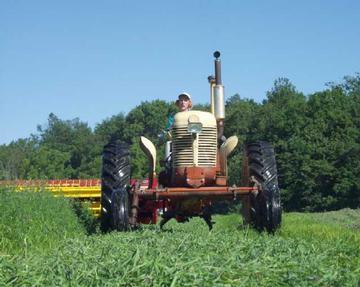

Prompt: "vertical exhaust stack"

[209,51,225,140]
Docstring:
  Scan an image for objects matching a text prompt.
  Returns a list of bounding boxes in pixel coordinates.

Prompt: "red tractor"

[100,52,281,233]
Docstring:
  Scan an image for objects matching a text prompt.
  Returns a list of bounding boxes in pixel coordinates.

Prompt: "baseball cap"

[178,92,191,100]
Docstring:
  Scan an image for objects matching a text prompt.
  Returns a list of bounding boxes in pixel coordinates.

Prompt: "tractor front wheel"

[241,141,282,233]
[111,188,130,231]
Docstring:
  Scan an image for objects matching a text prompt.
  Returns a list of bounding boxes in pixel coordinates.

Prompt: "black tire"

[100,141,131,232]
[241,141,281,233]
[111,188,130,231]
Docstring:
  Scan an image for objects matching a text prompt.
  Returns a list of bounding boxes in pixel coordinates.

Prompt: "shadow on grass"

[70,200,100,235]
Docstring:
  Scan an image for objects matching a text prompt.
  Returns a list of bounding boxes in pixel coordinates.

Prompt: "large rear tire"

[241,141,281,233]
[100,141,131,232]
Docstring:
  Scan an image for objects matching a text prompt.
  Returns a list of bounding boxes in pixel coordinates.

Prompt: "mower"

[100,51,281,233]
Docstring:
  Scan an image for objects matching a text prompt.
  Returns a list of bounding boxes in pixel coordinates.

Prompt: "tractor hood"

[173,111,216,128]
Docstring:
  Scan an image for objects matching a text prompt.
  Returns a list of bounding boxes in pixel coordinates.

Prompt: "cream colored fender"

[140,136,157,187]
[220,136,239,176]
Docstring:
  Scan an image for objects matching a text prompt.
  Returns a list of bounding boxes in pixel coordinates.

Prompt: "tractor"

[100,51,281,233]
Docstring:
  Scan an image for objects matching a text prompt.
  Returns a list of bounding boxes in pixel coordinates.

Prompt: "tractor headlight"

[187,122,203,134]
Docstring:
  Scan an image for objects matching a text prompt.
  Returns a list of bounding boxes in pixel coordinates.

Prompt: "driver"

[176,92,192,112]
[165,92,192,131]
[158,92,193,188]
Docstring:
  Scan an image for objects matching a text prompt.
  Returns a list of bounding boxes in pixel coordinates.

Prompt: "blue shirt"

[165,113,175,131]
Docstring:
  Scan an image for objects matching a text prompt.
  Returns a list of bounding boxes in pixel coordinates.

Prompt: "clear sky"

[1,0,359,144]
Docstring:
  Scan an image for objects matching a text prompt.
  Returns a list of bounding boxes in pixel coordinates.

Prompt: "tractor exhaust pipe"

[214,51,222,86]
[209,51,225,140]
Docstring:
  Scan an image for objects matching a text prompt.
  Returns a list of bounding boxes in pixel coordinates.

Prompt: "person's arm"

[158,114,174,143]
[165,114,174,131]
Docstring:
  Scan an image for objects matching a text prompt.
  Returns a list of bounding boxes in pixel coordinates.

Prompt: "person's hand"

[158,130,166,142]
[158,130,172,143]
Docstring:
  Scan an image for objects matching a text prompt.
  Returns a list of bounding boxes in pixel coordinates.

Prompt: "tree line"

[1,75,359,211]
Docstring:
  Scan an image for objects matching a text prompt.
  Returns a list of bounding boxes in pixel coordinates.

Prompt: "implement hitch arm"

[136,186,258,200]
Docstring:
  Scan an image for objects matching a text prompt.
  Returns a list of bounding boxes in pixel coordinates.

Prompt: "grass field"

[0,189,359,286]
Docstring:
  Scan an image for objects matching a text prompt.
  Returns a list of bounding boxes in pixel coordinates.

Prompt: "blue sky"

[1,0,359,144]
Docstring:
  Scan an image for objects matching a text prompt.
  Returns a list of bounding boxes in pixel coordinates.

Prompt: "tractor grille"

[172,126,217,167]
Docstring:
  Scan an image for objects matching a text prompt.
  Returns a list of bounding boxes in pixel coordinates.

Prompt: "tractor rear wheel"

[100,141,131,232]
[241,141,281,233]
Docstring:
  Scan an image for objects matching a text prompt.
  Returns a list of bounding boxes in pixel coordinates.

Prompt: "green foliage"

[0,138,37,180]
[192,103,210,111]
[94,113,127,144]
[0,208,359,286]
[26,146,72,179]
[122,100,176,178]
[276,82,360,211]
[0,188,85,255]
[225,94,259,187]
[0,75,359,211]
[37,113,99,178]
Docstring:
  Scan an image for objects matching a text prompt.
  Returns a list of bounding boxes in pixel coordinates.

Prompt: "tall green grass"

[0,189,359,286]
[0,188,85,255]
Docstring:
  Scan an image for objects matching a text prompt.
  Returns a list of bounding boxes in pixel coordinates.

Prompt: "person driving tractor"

[176,92,192,112]
[159,92,193,143]
[165,92,192,131]
[157,92,193,191]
